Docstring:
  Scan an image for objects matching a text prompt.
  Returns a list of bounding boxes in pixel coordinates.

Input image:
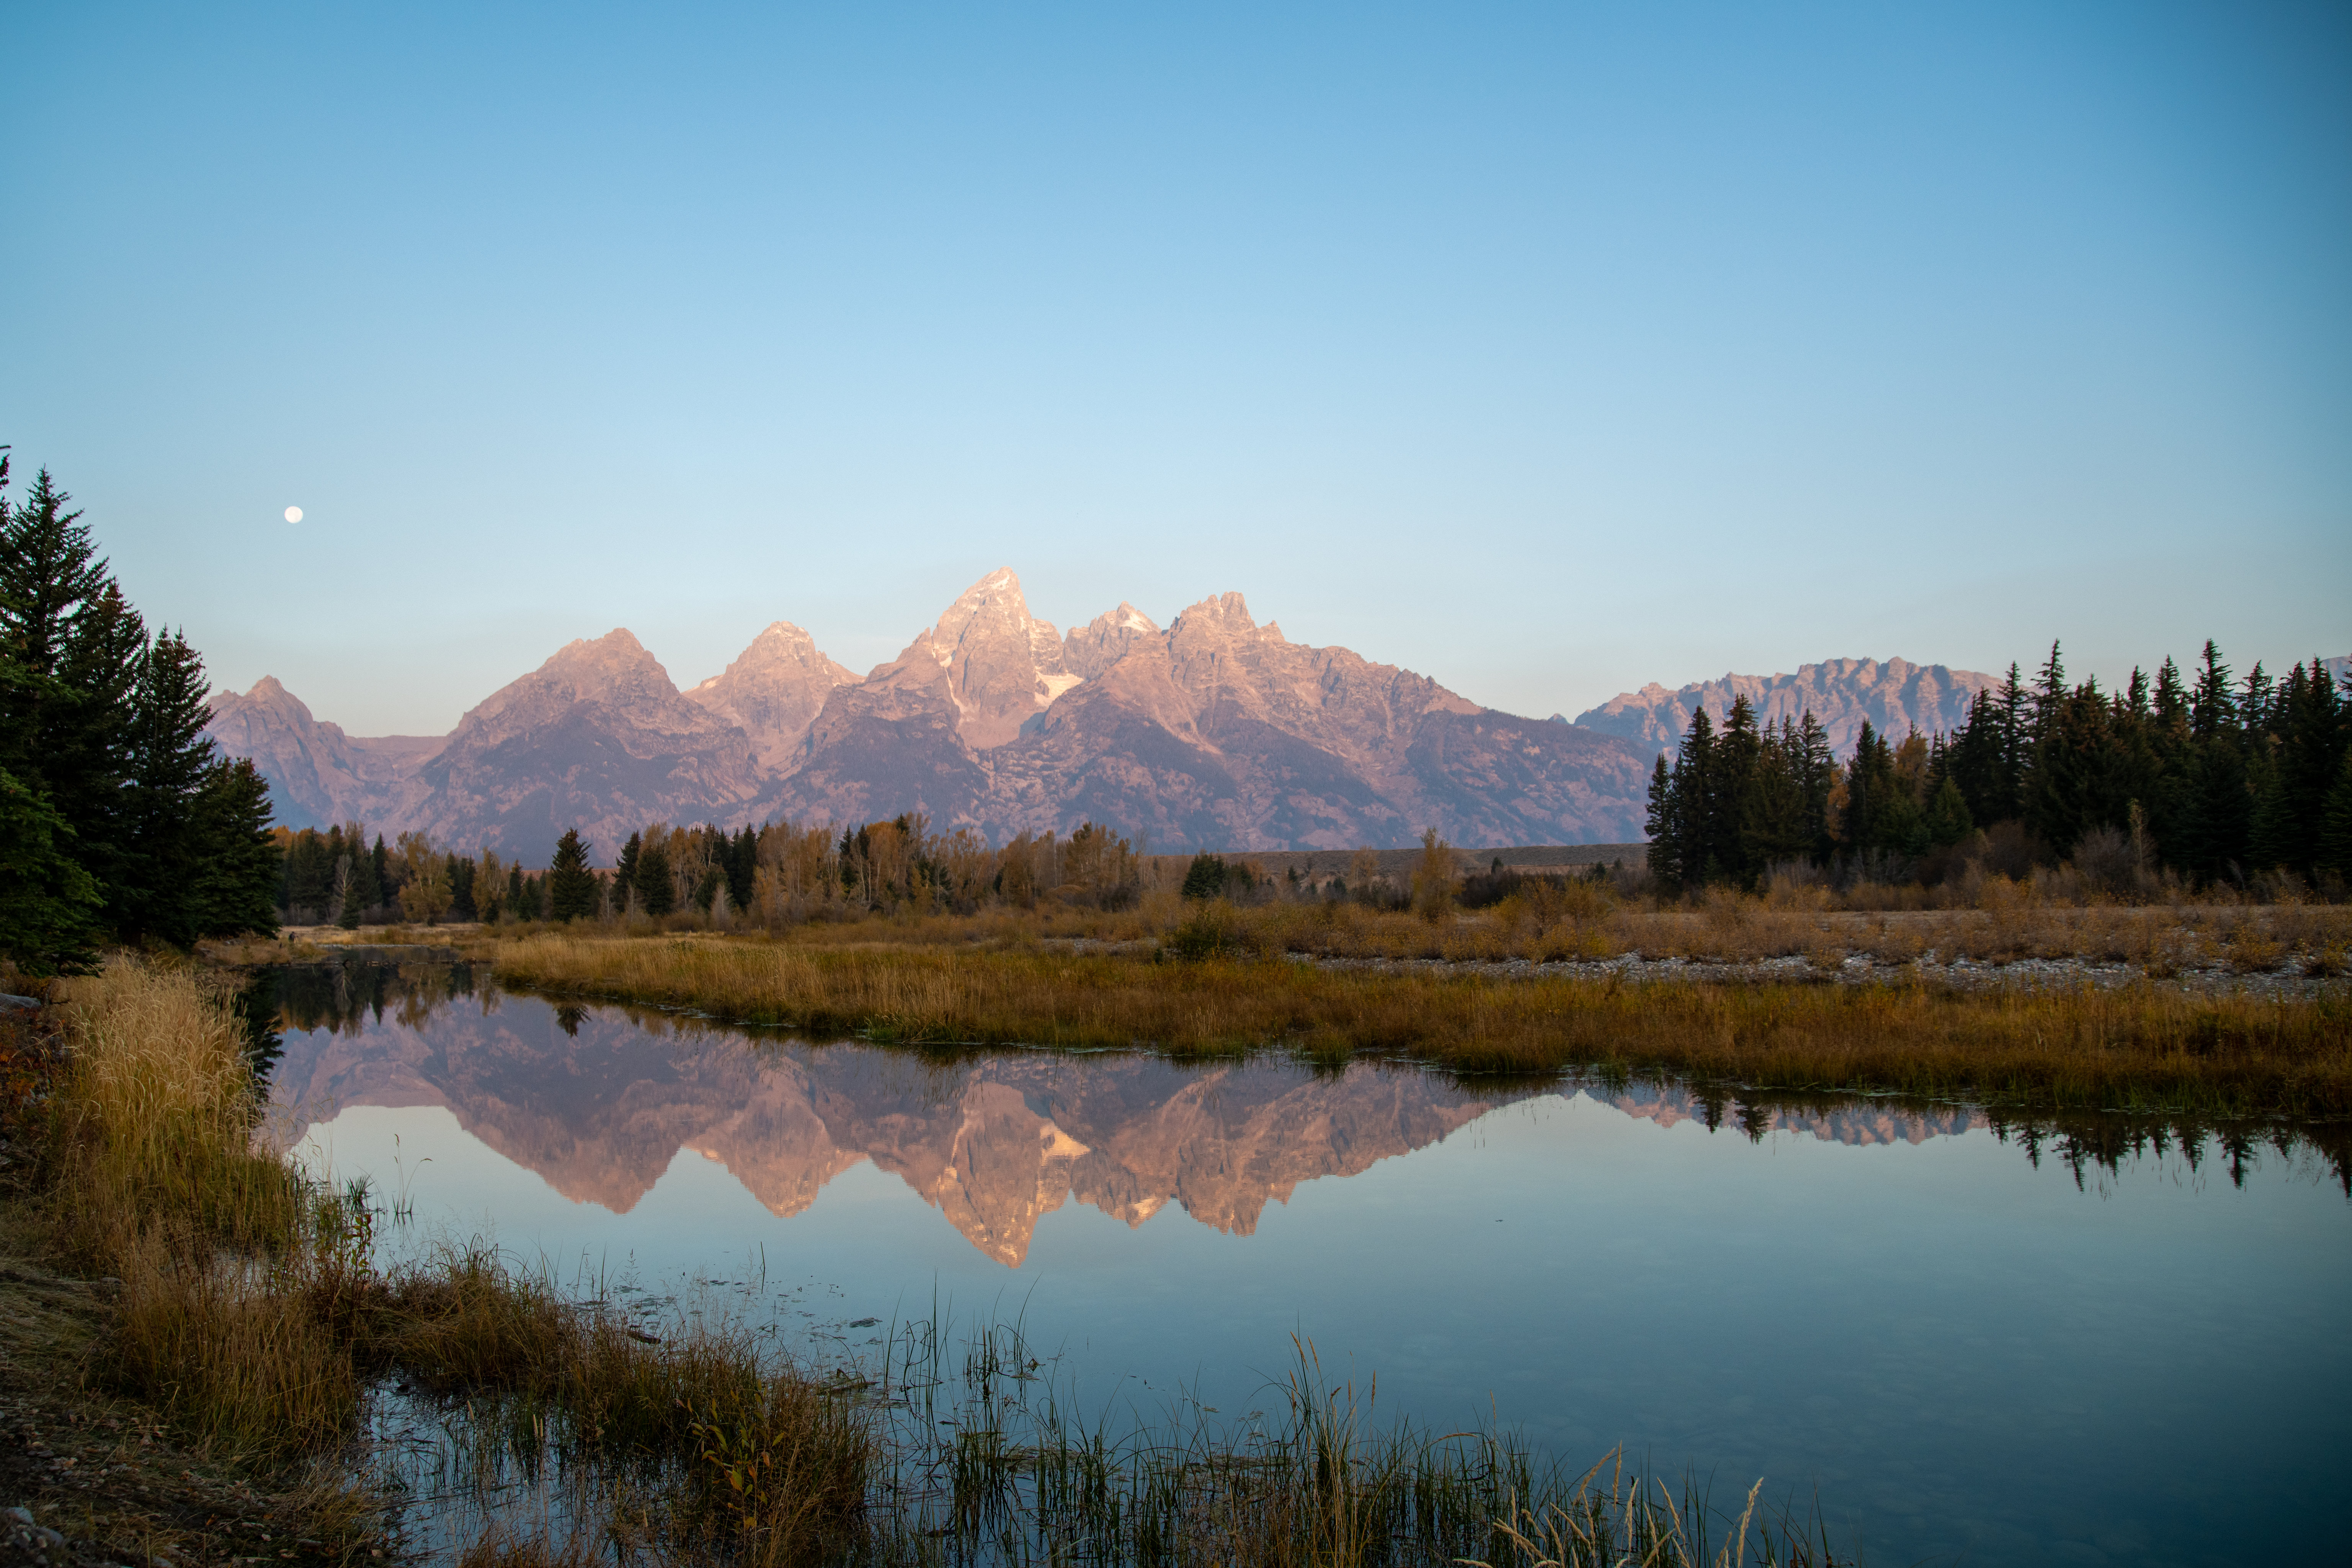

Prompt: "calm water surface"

[257,964,2350,1568]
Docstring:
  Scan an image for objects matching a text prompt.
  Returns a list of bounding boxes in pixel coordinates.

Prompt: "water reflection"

[257,961,2346,1272]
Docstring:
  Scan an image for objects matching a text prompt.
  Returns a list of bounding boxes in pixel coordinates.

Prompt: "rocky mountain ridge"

[206,568,2082,863]
[1564,656,1998,759]
[207,569,1654,859]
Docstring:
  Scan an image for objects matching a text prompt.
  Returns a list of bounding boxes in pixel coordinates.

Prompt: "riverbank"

[0,958,1848,1567]
[434,928,2346,1118]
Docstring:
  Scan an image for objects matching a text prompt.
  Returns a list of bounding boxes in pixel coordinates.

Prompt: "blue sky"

[5,2,2346,735]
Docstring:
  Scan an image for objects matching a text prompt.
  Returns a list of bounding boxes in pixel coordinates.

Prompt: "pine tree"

[115,629,221,942]
[548,828,598,922]
[727,824,759,911]
[448,854,477,921]
[1924,775,1974,849]
[634,838,675,915]
[1643,754,1682,892]
[1842,721,1896,860]
[1180,852,1229,900]
[0,469,144,902]
[1708,696,1761,886]
[1994,663,2026,823]
[616,832,642,906]
[344,823,382,913]
[2319,753,2352,880]
[0,766,102,974]
[184,758,282,938]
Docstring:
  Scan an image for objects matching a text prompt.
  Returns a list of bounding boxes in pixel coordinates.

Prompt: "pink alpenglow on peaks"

[204,570,2009,862]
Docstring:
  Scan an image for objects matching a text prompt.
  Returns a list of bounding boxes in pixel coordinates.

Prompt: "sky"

[4,1,2347,736]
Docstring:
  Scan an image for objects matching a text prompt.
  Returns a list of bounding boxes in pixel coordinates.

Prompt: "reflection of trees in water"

[1578,1070,2352,1196]
[265,960,488,1038]
[261,963,2352,1198]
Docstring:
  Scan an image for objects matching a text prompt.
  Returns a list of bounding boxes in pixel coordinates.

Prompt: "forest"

[0,454,281,973]
[1645,644,2352,898]
[275,812,1152,928]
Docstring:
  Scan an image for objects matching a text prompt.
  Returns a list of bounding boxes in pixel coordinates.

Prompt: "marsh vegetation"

[4,958,1859,1565]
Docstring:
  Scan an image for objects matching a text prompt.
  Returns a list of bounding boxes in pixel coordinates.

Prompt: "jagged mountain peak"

[871,568,1077,749]
[461,627,682,730]
[1063,603,1166,681]
[685,620,856,767]
[1173,591,1257,634]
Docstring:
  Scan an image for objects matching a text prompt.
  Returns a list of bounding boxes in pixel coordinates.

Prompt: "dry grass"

[31,960,350,1463]
[23,956,876,1553]
[490,933,2352,1117]
[202,880,2352,983]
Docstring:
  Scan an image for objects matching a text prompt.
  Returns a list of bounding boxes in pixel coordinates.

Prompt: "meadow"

[211,882,2352,1120]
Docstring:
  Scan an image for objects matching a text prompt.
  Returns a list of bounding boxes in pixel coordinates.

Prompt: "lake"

[256,962,2350,1567]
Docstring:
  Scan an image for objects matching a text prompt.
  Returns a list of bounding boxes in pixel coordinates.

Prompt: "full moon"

[284,506,303,523]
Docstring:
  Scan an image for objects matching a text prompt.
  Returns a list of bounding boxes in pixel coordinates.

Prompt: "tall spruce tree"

[0,765,103,974]
[548,828,598,922]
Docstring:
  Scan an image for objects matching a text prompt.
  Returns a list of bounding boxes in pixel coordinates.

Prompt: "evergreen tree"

[0,467,144,900]
[1735,719,1812,879]
[1841,721,1896,859]
[1707,696,1761,885]
[115,628,220,941]
[2024,679,2112,855]
[183,758,282,938]
[1923,775,1973,849]
[616,832,642,906]
[634,838,675,915]
[343,823,382,913]
[2248,661,2344,874]
[0,766,102,974]
[371,836,392,913]
[1796,711,1837,863]
[448,854,477,921]
[2319,753,2352,880]
[727,824,758,911]
[1180,852,1229,900]
[548,828,598,922]
[1643,754,1682,892]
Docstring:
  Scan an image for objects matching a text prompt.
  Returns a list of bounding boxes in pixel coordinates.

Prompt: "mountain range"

[1563,657,1996,756]
[205,568,1998,864]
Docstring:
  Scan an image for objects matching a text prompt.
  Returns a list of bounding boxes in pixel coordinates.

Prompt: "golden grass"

[490,933,2352,1116]
[26,956,877,1539]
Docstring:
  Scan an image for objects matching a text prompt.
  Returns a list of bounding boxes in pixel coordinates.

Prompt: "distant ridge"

[1565,657,1998,760]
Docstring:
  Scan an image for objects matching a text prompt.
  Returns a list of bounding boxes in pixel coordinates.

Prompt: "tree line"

[274,813,1150,929]
[1,453,281,973]
[1645,641,2352,895]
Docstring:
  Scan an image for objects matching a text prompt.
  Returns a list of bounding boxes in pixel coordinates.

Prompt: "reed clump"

[490,933,2352,1116]
[19,956,877,1560]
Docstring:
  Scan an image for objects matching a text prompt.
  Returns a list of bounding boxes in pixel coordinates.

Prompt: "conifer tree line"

[277,814,1150,930]
[1,453,281,973]
[1645,641,2352,895]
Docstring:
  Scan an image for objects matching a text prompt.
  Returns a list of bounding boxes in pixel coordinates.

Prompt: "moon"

[284,506,303,523]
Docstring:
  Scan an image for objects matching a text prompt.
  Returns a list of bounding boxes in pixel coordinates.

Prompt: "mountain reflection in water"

[245,961,2352,1568]
[247,960,2157,1268]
